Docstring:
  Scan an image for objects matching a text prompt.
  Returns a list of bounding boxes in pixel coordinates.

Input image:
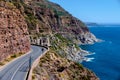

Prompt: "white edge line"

[10,59,28,80]
[0,49,33,71]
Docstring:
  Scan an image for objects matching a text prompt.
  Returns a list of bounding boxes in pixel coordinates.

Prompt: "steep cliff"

[22,0,98,44]
[0,1,30,61]
[14,0,98,61]
[8,0,98,61]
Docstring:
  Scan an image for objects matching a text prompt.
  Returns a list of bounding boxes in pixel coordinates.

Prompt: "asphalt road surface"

[0,45,46,80]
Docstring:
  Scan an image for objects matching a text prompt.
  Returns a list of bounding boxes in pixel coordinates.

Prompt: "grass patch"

[32,74,36,80]
[75,62,84,70]
[0,52,25,66]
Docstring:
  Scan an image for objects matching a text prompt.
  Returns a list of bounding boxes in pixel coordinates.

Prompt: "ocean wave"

[84,57,95,62]
[87,52,96,55]
[98,39,105,43]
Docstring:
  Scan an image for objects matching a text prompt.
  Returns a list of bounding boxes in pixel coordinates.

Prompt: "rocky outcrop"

[0,1,30,61]
[78,32,98,44]
[33,51,99,80]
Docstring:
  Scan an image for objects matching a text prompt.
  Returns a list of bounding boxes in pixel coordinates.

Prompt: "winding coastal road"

[0,45,46,80]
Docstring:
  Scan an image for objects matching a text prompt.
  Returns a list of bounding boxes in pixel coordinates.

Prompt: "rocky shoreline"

[67,32,100,62]
[77,36,103,63]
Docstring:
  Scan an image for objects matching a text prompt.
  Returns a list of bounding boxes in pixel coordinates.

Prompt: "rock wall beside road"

[0,1,30,61]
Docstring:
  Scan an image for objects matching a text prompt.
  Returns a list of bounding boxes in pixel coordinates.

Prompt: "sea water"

[81,26,120,80]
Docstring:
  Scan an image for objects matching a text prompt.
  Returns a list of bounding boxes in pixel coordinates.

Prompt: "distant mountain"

[86,22,120,26]
[85,22,99,26]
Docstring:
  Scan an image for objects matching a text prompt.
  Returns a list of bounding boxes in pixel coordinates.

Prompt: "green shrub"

[11,54,17,58]
[75,62,83,70]
[0,62,4,66]
[53,9,65,16]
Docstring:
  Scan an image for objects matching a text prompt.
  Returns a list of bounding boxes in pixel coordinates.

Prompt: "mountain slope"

[33,51,98,80]
[24,0,98,44]
[0,0,99,79]
[17,0,99,80]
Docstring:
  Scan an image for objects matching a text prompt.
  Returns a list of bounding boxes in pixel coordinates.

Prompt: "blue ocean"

[81,26,120,80]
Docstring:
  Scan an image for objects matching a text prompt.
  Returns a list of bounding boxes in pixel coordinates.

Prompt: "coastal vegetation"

[32,50,98,80]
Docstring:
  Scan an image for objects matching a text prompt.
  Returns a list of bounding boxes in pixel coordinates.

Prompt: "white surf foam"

[97,39,105,43]
[84,57,95,62]
[87,52,96,55]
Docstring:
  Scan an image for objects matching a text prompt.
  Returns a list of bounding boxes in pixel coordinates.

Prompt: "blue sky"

[50,0,120,24]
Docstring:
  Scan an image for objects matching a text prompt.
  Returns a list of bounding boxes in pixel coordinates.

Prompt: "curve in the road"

[0,45,46,80]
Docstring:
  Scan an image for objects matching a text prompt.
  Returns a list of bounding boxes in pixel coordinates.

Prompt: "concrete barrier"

[26,48,49,80]
[0,50,32,71]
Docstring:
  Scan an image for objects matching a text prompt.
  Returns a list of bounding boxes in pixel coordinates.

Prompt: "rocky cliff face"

[23,0,98,44]
[12,0,98,61]
[0,1,30,61]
